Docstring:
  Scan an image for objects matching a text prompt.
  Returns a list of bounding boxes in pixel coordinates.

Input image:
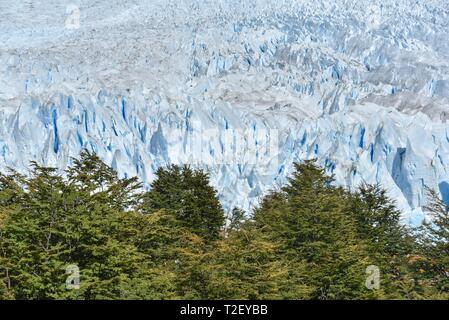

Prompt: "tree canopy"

[0,152,447,300]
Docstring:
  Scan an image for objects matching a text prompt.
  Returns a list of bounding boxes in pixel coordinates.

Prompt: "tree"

[253,160,376,299]
[417,188,449,296]
[0,176,15,300]
[349,183,420,298]
[173,231,213,299]
[227,207,245,233]
[143,165,225,241]
[0,152,175,299]
[1,151,443,300]
[66,150,142,211]
[112,210,180,299]
[352,184,407,255]
[207,219,313,299]
[0,164,71,299]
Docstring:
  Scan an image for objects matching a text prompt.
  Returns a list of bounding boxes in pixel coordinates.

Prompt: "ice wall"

[1,0,449,223]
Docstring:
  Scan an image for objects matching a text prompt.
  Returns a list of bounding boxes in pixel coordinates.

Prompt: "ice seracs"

[1,0,449,224]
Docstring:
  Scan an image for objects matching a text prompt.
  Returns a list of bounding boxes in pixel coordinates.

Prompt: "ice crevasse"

[1,0,449,224]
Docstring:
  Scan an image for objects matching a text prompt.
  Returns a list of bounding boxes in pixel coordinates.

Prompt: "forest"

[1,150,448,300]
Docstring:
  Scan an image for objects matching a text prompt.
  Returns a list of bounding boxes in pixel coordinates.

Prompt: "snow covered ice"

[1,0,449,223]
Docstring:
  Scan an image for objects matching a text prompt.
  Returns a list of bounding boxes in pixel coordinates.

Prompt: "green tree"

[417,188,449,297]
[350,184,420,298]
[0,183,14,300]
[227,207,245,233]
[254,160,376,299]
[113,210,180,299]
[173,231,212,299]
[1,151,441,300]
[352,184,408,256]
[0,152,176,299]
[66,150,142,211]
[143,165,225,241]
[207,218,313,299]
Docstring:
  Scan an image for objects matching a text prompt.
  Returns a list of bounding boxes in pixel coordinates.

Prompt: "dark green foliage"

[227,207,245,232]
[143,165,224,241]
[351,184,408,255]
[415,188,449,297]
[207,220,313,299]
[349,183,422,298]
[254,160,374,299]
[0,153,446,300]
[0,151,175,299]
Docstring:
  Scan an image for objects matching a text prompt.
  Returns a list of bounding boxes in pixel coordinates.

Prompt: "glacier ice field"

[1,0,449,224]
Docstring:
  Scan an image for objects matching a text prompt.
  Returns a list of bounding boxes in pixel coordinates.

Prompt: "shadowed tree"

[143,165,225,241]
[253,160,377,299]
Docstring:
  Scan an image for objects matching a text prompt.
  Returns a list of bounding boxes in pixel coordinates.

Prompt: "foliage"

[143,165,224,241]
[0,152,446,299]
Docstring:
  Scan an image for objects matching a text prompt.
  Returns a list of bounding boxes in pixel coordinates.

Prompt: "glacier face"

[1,0,449,223]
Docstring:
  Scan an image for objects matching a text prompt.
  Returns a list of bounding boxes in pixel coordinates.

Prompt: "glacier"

[1,0,449,224]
